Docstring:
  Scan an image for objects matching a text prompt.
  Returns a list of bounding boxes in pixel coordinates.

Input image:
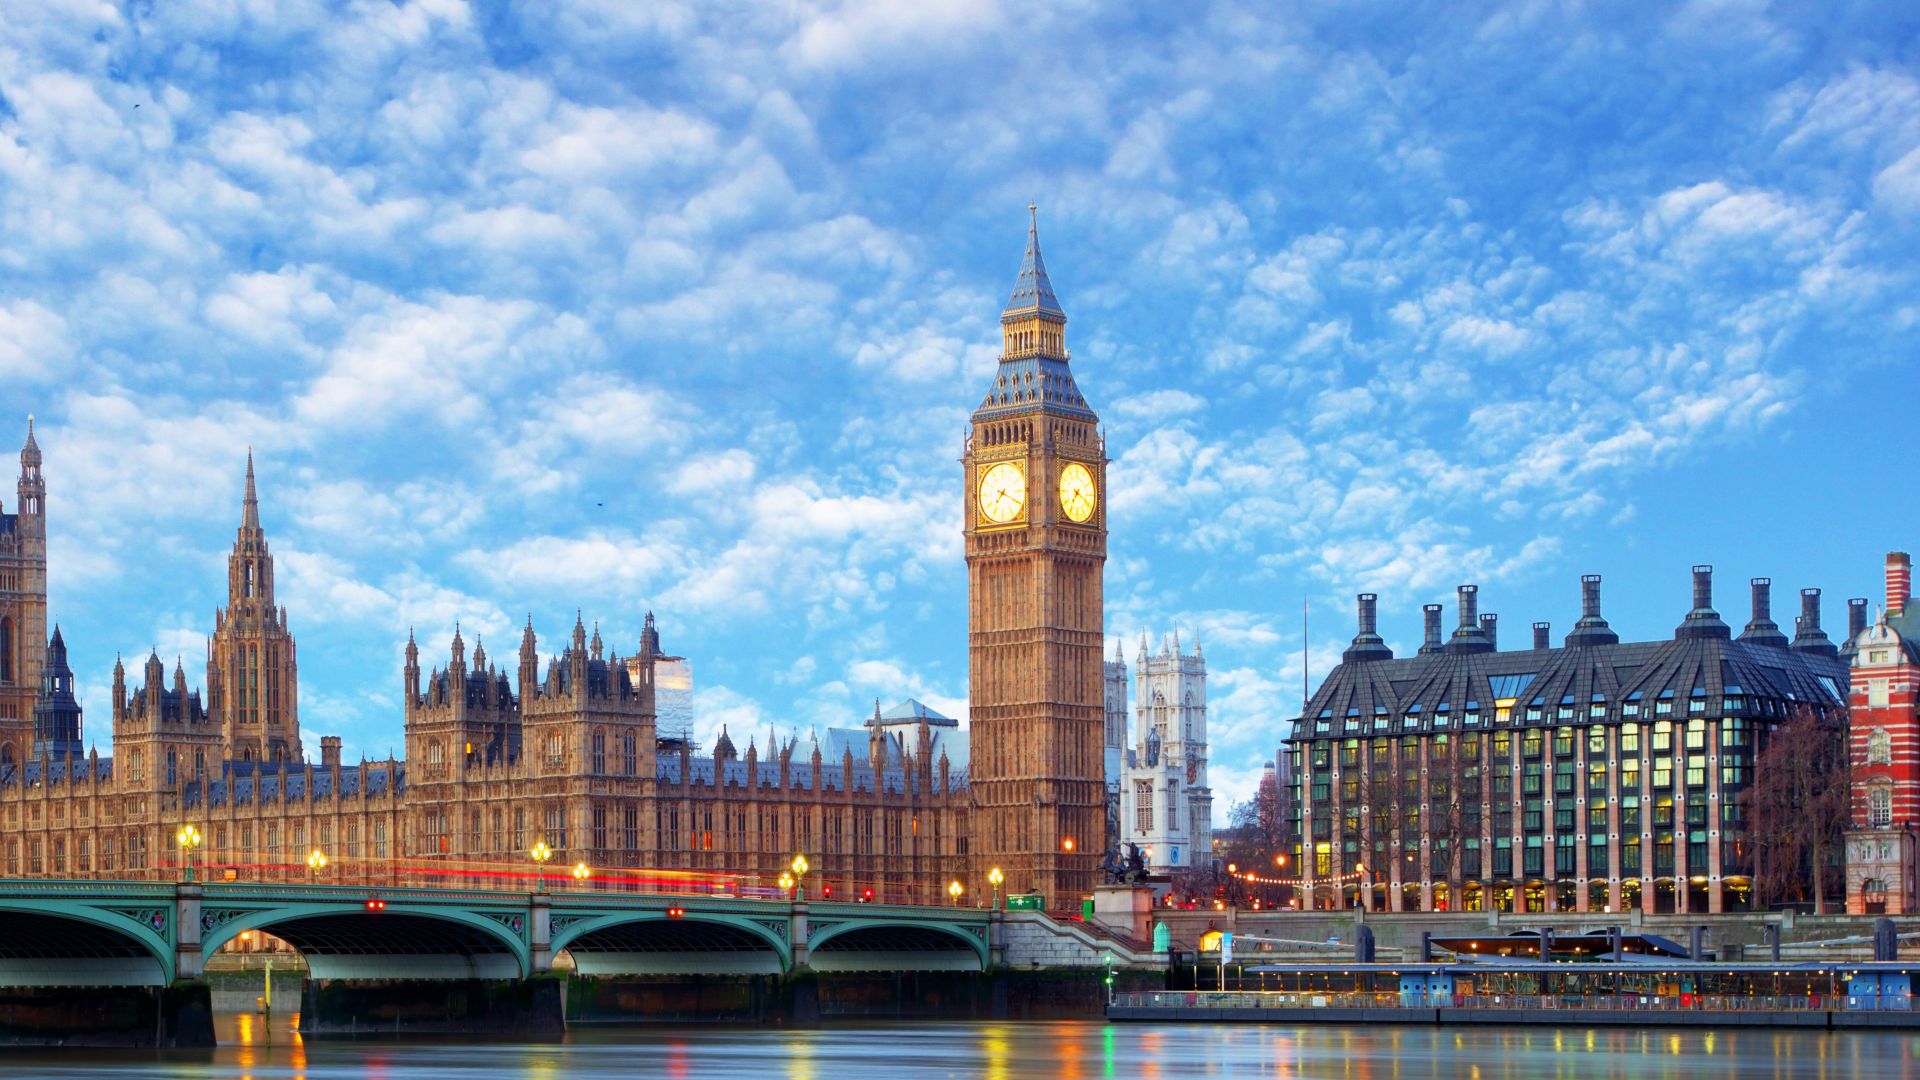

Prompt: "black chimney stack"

[1343,593,1394,663]
[1532,622,1551,650]
[1843,597,1870,659]
[1419,604,1444,656]
[1675,564,1730,640]
[1791,588,1837,657]
[1446,586,1493,654]
[1480,613,1498,651]
[1739,577,1788,648]
[1566,574,1619,647]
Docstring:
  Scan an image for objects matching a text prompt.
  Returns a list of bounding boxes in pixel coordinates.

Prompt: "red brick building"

[1847,552,1919,914]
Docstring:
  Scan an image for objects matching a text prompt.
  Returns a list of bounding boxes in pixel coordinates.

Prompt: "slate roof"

[1003,207,1064,320]
[1292,580,1851,742]
[876,698,958,727]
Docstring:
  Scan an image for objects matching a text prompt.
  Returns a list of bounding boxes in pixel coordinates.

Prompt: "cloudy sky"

[4,1,1917,812]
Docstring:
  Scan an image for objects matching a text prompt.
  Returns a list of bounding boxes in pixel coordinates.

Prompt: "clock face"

[1058,461,1097,523]
[977,461,1028,525]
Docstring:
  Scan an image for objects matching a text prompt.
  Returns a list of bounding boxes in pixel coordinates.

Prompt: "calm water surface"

[6,1013,1920,1078]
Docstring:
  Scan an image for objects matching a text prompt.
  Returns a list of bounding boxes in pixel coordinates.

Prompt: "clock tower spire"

[964,207,1107,905]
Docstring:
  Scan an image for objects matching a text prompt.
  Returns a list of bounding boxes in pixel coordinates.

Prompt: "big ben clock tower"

[965,208,1107,905]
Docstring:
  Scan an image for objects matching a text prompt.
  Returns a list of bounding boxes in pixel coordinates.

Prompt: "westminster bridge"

[0,878,1161,1045]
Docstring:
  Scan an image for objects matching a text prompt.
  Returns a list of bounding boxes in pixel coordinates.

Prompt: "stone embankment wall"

[1155,908,1920,961]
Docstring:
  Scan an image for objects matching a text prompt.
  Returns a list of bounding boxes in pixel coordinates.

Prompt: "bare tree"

[1743,703,1848,912]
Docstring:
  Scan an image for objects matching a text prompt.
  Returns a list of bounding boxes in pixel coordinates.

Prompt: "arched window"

[1869,729,1893,766]
[1870,787,1893,828]
[194,751,205,781]
[0,616,12,683]
[166,750,177,787]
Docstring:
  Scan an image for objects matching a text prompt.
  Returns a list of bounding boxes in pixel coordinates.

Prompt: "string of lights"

[1239,870,1365,888]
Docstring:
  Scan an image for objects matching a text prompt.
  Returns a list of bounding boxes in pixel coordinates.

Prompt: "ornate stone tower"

[965,208,1107,903]
[0,418,49,768]
[31,625,82,761]
[207,453,301,763]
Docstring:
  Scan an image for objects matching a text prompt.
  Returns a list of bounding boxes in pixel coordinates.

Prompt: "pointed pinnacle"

[242,449,260,531]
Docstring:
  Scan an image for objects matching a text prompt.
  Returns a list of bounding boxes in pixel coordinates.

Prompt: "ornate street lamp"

[988,866,1004,911]
[530,840,554,893]
[572,861,591,889]
[790,854,810,900]
[175,824,202,883]
[948,880,964,907]
[306,848,328,882]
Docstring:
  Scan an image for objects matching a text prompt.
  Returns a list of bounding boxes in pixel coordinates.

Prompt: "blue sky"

[4,1,1917,812]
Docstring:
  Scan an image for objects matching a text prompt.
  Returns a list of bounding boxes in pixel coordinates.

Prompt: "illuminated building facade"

[1287,571,1851,915]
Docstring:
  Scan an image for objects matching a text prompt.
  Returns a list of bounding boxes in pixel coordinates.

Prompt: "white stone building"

[1111,631,1213,872]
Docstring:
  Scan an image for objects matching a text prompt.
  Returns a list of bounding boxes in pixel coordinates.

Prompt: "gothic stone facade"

[1287,570,1851,915]
[0,217,1114,908]
[1112,633,1214,871]
[963,210,1109,903]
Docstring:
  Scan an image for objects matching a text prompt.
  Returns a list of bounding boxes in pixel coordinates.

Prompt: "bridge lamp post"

[988,867,1004,911]
[778,872,795,900]
[572,861,591,890]
[790,854,809,901]
[948,880,963,908]
[307,848,328,882]
[531,840,554,893]
[175,824,202,883]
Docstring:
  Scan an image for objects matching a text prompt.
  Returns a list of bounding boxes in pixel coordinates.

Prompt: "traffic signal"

[861,888,874,902]
[365,897,387,912]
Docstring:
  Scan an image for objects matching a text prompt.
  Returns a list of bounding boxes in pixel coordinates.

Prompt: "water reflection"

[3,1017,1920,1078]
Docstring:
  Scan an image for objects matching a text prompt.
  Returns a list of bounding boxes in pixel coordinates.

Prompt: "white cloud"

[0,300,70,379]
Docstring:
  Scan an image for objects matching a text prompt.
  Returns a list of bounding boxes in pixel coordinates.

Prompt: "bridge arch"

[202,902,530,981]
[552,911,791,976]
[808,918,986,972]
[0,899,173,986]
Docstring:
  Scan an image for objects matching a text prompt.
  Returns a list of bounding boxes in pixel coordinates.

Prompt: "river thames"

[8,1014,1920,1078]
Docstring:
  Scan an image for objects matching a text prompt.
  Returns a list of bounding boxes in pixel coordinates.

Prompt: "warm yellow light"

[988,867,1004,886]
[1228,863,1238,873]
[1062,837,1076,852]
[791,854,809,876]
[948,880,963,898]
[306,848,327,871]
[175,824,202,849]
[572,861,590,881]
[1058,462,1097,523]
[977,461,1027,525]
[531,841,554,864]
[778,872,795,890]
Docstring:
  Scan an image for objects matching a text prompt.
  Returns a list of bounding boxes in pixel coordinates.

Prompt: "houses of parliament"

[0,217,1113,906]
